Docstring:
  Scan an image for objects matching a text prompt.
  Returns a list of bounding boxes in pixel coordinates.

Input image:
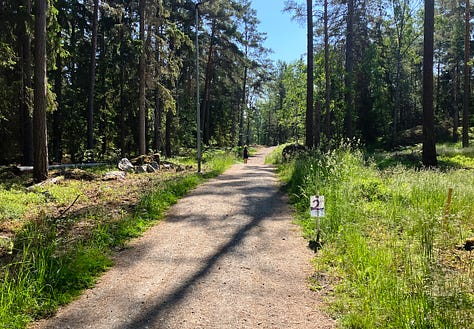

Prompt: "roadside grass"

[0,150,236,329]
[269,143,474,328]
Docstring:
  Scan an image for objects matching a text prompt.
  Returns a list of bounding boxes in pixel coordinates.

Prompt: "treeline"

[255,0,472,153]
[0,0,269,171]
[1,0,473,180]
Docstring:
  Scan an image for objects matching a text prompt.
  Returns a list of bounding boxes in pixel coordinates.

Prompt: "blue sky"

[251,0,307,63]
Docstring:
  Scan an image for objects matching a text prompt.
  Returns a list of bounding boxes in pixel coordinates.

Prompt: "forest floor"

[29,147,336,329]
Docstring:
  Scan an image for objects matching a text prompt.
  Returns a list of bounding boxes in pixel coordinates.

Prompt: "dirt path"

[31,147,336,329]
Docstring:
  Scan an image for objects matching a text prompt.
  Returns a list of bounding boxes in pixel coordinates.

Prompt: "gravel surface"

[31,147,336,329]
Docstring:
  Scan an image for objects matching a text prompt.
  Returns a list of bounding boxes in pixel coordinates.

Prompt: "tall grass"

[0,151,236,328]
[272,143,474,328]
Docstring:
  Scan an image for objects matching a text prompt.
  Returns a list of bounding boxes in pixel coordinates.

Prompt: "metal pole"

[195,3,202,173]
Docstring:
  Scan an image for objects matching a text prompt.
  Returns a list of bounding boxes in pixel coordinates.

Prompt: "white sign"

[310,195,325,217]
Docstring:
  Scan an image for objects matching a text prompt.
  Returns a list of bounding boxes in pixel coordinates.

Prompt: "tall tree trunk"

[306,0,314,148]
[87,0,99,154]
[453,65,460,142]
[138,0,146,155]
[344,0,355,138]
[314,100,321,146]
[324,0,331,144]
[33,0,49,181]
[119,24,126,157]
[165,109,172,157]
[392,43,402,147]
[201,20,216,145]
[154,89,163,152]
[153,29,162,153]
[239,65,248,146]
[422,0,437,166]
[463,0,470,147]
[20,0,33,165]
[52,51,63,163]
[99,29,108,156]
[238,21,250,147]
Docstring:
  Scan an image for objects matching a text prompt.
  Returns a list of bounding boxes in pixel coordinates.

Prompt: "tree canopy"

[0,0,472,174]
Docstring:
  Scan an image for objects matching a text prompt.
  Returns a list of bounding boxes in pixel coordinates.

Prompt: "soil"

[30,147,336,329]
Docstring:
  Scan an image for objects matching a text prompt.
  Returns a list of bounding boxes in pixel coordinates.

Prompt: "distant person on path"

[243,146,249,164]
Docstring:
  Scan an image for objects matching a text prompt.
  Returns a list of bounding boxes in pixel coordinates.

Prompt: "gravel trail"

[31,147,336,329]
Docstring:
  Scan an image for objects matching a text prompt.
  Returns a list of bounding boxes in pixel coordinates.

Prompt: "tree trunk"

[165,109,172,157]
[463,0,470,147]
[33,0,49,182]
[314,100,321,147]
[87,0,99,154]
[422,0,437,166]
[306,0,314,148]
[138,0,146,155]
[154,89,163,152]
[52,51,63,163]
[453,65,460,142]
[239,65,248,147]
[344,0,355,138]
[119,24,126,157]
[201,20,216,145]
[324,0,331,144]
[20,0,33,165]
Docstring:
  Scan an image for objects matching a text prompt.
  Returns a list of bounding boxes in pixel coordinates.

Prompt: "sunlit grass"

[270,143,474,328]
[0,150,237,329]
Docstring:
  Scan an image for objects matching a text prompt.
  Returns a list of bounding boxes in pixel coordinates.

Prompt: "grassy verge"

[269,143,474,328]
[0,150,236,328]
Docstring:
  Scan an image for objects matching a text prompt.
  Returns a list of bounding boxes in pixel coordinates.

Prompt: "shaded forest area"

[0,0,473,180]
[0,0,270,172]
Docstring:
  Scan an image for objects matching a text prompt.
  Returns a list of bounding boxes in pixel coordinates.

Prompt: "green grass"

[0,150,236,328]
[269,143,474,329]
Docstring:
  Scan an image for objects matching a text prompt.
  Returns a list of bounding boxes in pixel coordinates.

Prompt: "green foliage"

[269,144,474,328]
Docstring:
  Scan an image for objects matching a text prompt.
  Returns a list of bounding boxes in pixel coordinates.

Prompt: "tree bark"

[201,20,217,145]
[165,109,172,157]
[344,0,355,138]
[306,0,314,148]
[422,0,437,166]
[138,0,146,155]
[52,51,63,163]
[239,65,248,146]
[323,0,331,144]
[20,0,33,165]
[453,65,460,142]
[463,0,470,147]
[33,0,49,181]
[87,0,99,153]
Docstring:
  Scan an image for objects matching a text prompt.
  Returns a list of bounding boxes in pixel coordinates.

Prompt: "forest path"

[31,147,335,329]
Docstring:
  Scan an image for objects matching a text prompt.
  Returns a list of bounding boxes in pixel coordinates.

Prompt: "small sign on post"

[310,195,325,248]
[310,195,325,217]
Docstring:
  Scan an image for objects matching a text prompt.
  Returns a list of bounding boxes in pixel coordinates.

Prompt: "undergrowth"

[0,150,236,328]
[270,143,474,328]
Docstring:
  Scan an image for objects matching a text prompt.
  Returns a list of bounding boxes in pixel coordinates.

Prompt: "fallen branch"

[59,194,81,217]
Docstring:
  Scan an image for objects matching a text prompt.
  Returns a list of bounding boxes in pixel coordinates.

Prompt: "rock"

[131,154,155,165]
[103,171,127,181]
[118,158,134,172]
[134,165,147,174]
[150,161,160,171]
[146,164,157,173]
